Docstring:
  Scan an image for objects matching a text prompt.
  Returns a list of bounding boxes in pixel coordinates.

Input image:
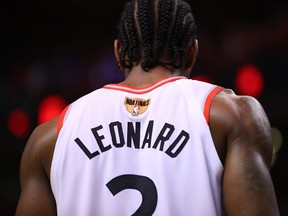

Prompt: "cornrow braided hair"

[125,1,139,62]
[117,0,197,71]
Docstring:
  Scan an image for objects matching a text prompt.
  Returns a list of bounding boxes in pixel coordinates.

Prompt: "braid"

[126,1,140,63]
[170,2,191,68]
[117,0,197,71]
[138,0,154,71]
[178,15,197,64]
[153,0,173,65]
[117,13,132,68]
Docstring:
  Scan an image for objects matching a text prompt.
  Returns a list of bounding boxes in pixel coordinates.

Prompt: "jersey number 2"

[106,174,158,216]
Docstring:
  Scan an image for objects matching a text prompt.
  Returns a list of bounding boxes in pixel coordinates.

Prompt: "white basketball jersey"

[51,76,224,216]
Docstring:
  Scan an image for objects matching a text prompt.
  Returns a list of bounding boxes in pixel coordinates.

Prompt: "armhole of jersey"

[57,105,70,135]
[204,86,223,123]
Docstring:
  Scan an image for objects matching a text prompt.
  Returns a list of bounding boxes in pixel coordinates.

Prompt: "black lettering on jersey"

[152,123,174,151]
[126,98,135,105]
[92,125,111,152]
[75,138,100,159]
[141,121,154,149]
[75,125,111,160]
[75,120,189,159]
[127,122,140,149]
[109,122,125,148]
[165,130,189,158]
[136,100,149,106]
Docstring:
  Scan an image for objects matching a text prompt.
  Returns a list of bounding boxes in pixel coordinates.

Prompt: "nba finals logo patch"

[124,97,150,116]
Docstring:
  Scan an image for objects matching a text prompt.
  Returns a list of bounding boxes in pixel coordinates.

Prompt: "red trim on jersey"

[204,86,223,123]
[103,76,186,94]
[57,105,70,135]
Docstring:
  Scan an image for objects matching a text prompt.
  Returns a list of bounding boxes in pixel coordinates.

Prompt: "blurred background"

[1,0,287,215]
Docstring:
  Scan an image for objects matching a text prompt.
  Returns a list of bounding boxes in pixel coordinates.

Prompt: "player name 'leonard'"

[74,120,190,159]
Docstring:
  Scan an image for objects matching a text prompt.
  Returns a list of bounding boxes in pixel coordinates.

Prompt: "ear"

[184,39,198,70]
[114,39,125,70]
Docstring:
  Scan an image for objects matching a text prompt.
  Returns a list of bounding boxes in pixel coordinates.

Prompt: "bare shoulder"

[16,117,58,215]
[212,88,270,123]
[23,117,58,177]
[211,90,279,215]
[210,88,273,167]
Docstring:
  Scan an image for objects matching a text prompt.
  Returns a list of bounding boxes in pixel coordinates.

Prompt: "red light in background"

[7,108,31,138]
[38,95,67,124]
[235,64,264,98]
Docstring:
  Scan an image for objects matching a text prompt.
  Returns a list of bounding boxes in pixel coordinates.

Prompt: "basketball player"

[16,0,279,215]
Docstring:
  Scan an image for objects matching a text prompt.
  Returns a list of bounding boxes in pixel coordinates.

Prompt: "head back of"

[115,0,198,80]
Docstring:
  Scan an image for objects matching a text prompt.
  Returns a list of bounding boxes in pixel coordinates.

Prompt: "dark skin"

[16,39,279,215]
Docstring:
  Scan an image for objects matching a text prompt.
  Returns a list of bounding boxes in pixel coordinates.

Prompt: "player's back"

[51,76,224,216]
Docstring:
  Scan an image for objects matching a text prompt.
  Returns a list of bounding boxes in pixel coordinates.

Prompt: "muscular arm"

[210,89,279,216]
[16,117,58,216]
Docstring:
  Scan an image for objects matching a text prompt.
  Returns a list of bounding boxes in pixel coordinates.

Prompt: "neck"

[120,64,183,88]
